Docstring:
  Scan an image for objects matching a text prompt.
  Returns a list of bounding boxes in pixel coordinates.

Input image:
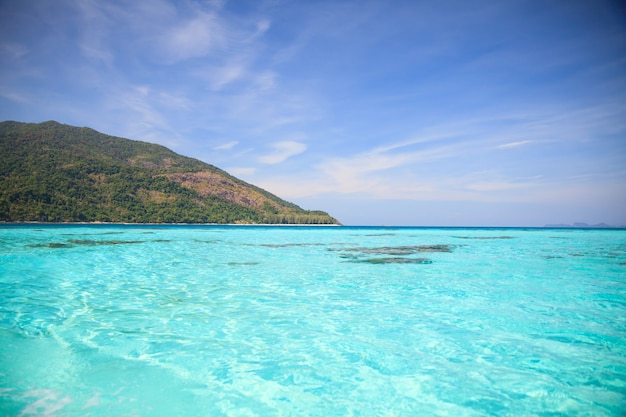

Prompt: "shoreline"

[0,221,342,227]
[1,222,624,230]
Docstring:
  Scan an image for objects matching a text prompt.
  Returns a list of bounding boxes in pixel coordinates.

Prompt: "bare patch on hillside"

[163,171,279,210]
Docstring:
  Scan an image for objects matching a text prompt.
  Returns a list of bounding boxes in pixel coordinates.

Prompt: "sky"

[1,0,625,226]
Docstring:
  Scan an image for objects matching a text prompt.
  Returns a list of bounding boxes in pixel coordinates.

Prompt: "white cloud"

[74,1,116,66]
[0,88,29,104]
[255,137,467,200]
[0,42,28,60]
[254,19,271,37]
[155,5,271,65]
[258,141,307,164]
[254,71,277,91]
[97,86,183,148]
[157,91,192,110]
[163,12,224,62]
[193,60,276,93]
[205,61,247,91]
[214,141,238,150]
[497,140,532,149]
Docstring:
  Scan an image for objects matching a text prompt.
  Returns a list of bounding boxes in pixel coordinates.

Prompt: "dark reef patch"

[453,236,514,240]
[363,233,397,237]
[347,257,433,264]
[329,244,452,255]
[68,239,144,246]
[26,242,75,248]
[253,243,326,248]
[331,244,452,264]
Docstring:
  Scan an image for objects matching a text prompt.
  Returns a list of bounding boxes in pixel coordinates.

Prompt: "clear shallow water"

[1,225,625,416]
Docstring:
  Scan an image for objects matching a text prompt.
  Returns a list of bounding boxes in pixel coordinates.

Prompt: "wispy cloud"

[259,141,307,164]
[161,12,225,63]
[256,98,626,205]
[0,88,29,104]
[95,85,184,148]
[203,60,247,91]
[214,141,238,151]
[0,42,28,61]
[497,140,532,149]
[75,0,127,66]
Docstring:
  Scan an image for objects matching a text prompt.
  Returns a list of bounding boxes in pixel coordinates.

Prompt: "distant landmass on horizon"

[544,222,621,229]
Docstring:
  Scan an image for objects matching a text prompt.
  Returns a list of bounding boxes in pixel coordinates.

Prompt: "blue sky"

[1,0,625,226]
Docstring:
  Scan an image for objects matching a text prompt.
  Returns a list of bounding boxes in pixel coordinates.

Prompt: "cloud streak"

[497,140,532,149]
[214,141,238,151]
[168,13,222,59]
[259,141,307,164]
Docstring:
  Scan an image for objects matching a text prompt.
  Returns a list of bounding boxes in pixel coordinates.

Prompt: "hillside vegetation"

[0,121,339,224]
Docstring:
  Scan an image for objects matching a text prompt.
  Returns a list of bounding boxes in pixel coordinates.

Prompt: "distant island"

[544,222,620,229]
[0,121,339,225]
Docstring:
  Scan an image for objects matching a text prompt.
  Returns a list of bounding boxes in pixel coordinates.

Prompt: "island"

[0,121,339,225]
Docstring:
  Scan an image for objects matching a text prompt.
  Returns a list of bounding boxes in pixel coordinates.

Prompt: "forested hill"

[0,121,339,224]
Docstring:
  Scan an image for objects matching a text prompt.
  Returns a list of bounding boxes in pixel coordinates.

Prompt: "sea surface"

[1,224,625,416]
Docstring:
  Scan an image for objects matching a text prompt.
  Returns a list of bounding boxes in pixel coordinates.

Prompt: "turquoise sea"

[0,224,625,416]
